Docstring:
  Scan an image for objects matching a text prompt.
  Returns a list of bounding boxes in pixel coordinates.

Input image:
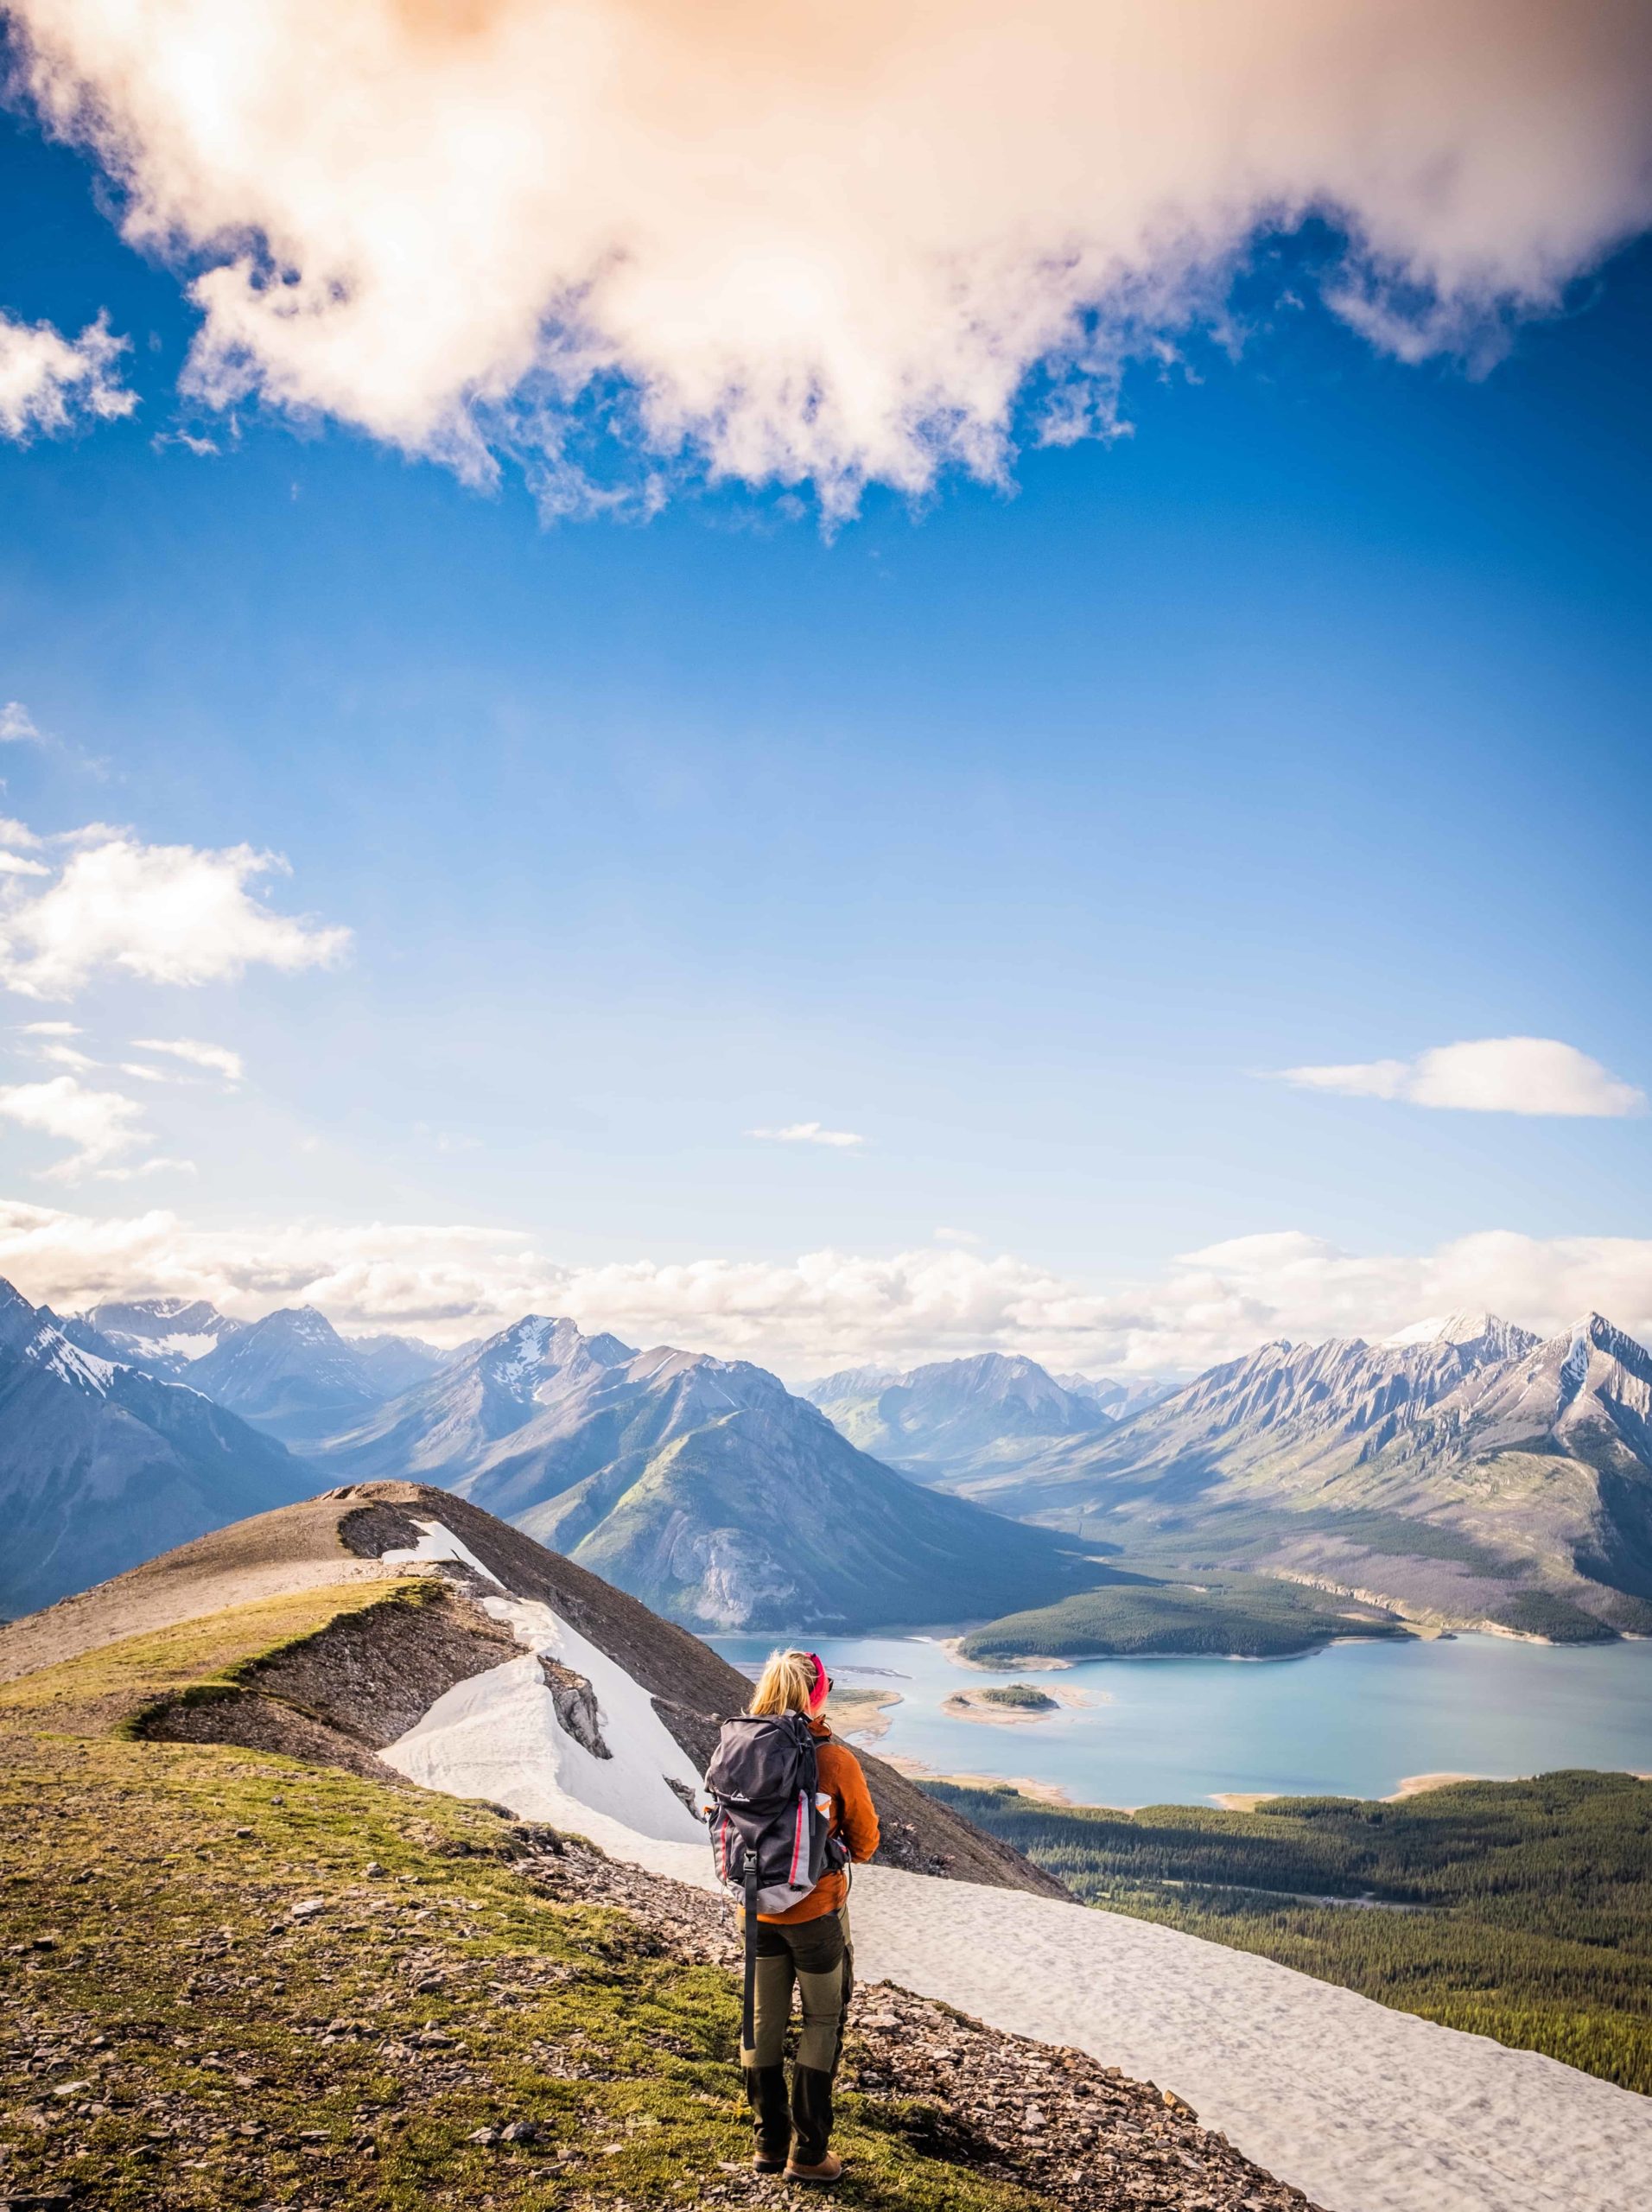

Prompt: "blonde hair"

[749,1648,817,1718]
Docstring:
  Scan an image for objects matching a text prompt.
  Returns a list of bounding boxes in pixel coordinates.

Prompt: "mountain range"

[0,1282,311,1618]
[957,1312,1652,1637]
[57,1296,448,1443]
[312,1317,1107,1631]
[13,1276,1652,1642]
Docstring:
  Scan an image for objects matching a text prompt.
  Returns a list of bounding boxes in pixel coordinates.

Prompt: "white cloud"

[0,1077,148,1182]
[1278,1037,1645,1117]
[12,3,1652,512]
[130,1037,245,1084]
[0,825,349,999]
[749,1121,866,1149]
[17,1020,78,1036]
[0,309,133,442]
[3,1204,1652,1379]
[0,702,41,743]
[36,1042,98,1073]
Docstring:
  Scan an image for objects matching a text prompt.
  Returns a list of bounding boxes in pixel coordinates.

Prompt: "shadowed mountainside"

[311,1319,1112,1632]
[0,1281,313,1620]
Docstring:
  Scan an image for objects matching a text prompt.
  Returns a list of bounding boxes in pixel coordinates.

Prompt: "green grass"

[959,1574,1411,1662]
[0,1579,437,1735]
[924,1772,1652,2095]
[0,1598,1064,2211]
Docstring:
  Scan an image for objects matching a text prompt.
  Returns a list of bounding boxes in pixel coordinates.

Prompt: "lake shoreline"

[709,1626,1652,1810]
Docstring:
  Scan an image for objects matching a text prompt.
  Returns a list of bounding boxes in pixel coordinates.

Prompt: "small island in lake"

[943,1681,1085,1726]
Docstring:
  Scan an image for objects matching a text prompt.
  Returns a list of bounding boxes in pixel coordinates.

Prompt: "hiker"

[703,1647,880,2187]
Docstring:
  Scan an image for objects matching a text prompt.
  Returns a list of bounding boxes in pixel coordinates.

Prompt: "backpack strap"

[740,1854,759,2055]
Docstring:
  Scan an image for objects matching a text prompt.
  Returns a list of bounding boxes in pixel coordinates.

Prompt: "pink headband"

[803,1651,829,1712]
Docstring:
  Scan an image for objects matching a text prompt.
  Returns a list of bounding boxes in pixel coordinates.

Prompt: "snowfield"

[381,1522,705,1856]
[384,1526,1652,2212]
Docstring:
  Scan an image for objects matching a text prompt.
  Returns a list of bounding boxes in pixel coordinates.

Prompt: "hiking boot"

[753,2150,787,2173]
[784,2151,843,2185]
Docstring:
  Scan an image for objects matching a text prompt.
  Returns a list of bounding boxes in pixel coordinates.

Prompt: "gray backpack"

[704,1713,846,2044]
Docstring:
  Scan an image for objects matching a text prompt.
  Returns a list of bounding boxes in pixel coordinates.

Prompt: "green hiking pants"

[739,1907,853,2165]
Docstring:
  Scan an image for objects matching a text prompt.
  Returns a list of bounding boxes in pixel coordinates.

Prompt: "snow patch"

[380,1518,504,1587]
[521,1826,1652,2212]
[149,1331,222,1363]
[493,1317,555,1393]
[27,1327,117,1395]
[846,1868,1652,2212]
[380,1567,704,1858]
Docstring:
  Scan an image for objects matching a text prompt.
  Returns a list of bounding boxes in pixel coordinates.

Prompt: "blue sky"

[0,18,1649,1376]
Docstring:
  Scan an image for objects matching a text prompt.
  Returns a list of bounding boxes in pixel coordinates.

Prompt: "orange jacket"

[758,1717,880,1924]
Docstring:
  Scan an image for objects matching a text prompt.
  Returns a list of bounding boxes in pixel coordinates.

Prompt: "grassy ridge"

[924,1773,1652,2094]
[0,1595,1068,2211]
[959,1574,1412,1662]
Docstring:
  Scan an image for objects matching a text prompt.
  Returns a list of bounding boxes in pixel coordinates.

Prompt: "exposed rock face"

[62,1294,245,1376]
[538,1655,612,1758]
[312,1318,1103,1632]
[976,1312,1652,1633]
[130,1580,523,1777]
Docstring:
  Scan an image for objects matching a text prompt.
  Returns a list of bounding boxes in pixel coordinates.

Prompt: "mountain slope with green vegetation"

[924,1773,1652,2095]
[960,1573,1412,1662]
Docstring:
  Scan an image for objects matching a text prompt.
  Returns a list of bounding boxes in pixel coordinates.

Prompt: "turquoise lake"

[708,1629,1652,1807]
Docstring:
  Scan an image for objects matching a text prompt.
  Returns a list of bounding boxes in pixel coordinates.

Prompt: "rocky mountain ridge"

[312,1319,1107,1631]
[57,1296,448,1446]
[981,1310,1652,1635]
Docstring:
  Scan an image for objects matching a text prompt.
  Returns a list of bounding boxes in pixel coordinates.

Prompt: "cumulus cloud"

[0,308,133,441]
[750,1122,865,1149]
[3,1202,1652,1377]
[130,1037,245,1084]
[1278,1036,1646,1117]
[0,824,348,999]
[12,2,1652,511]
[0,1076,149,1181]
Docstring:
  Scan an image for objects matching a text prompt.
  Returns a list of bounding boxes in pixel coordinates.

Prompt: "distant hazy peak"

[254,1304,346,1342]
[800,1363,899,1402]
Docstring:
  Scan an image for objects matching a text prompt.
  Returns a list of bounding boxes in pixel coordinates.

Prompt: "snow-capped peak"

[1377,1311,1535,1357]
